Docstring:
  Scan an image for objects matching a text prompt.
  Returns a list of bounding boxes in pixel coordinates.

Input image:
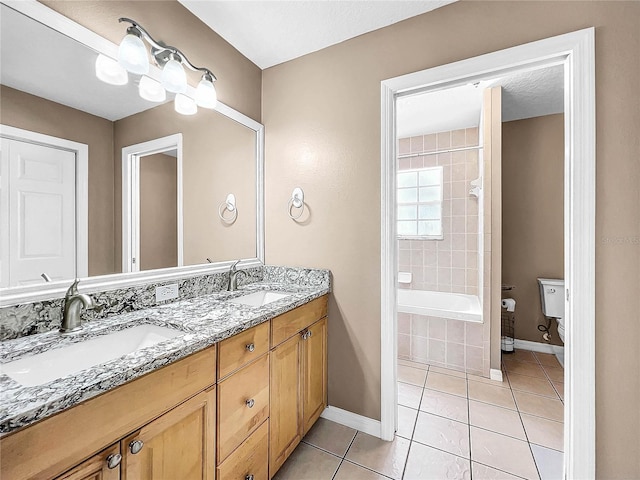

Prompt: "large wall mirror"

[0,1,264,303]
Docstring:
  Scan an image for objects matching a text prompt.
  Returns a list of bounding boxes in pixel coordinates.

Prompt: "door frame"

[0,124,89,285]
[380,28,595,479]
[121,133,183,273]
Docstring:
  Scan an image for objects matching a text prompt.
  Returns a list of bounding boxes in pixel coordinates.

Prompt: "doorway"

[380,28,595,479]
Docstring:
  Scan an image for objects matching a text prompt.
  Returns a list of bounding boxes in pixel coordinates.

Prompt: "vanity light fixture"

[96,17,218,114]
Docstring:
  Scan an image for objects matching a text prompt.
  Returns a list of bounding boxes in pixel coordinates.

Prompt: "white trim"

[490,369,504,382]
[514,338,565,355]
[0,124,89,281]
[320,407,381,438]
[122,134,184,273]
[381,28,595,479]
[0,0,266,305]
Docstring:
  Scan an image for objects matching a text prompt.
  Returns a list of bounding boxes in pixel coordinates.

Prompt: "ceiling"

[178,0,456,69]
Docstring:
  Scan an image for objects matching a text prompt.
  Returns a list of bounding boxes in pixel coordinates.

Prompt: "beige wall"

[0,86,116,276]
[114,103,257,267]
[502,114,564,345]
[139,153,178,271]
[40,0,261,121]
[262,2,640,476]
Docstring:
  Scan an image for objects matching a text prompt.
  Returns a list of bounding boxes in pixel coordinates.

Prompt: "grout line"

[410,438,471,462]
[472,460,530,480]
[330,459,344,480]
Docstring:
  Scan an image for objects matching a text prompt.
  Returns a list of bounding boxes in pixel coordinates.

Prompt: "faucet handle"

[230,260,241,272]
[65,278,80,299]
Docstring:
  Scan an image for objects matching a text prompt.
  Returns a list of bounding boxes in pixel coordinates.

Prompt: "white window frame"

[396,166,443,240]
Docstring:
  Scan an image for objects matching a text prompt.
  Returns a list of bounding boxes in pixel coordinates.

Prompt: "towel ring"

[218,193,238,224]
[288,187,305,220]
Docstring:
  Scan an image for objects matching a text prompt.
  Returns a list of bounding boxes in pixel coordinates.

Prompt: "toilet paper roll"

[501,298,516,312]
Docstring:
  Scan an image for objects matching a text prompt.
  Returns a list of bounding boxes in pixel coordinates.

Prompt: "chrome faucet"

[227,260,247,291]
[60,279,94,333]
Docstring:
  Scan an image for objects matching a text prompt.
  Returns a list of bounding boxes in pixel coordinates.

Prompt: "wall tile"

[412,335,429,361]
[446,342,466,367]
[412,315,429,337]
[428,339,446,363]
[399,137,411,154]
[452,129,466,148]
[410,135,424,153]
[424,134,437,152]
[437,132,451,150]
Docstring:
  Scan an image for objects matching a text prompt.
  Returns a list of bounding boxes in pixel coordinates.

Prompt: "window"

[397,166,443,239]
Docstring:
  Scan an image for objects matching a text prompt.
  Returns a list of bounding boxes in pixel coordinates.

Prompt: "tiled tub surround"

[398,312,489,376]
[0,266,330,434]
[397,127,480,296]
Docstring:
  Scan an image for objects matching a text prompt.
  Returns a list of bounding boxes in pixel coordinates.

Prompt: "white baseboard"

[320,406,381,438]
[514,338,564,355]
[490,369,503,382]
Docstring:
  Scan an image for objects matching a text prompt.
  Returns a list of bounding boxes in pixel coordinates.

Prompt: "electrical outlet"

[155,283,179,303]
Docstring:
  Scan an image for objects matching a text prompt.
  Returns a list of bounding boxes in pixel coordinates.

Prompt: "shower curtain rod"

[397,144,481,159]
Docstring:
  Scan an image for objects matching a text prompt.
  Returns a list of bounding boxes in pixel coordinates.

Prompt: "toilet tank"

[537,278,565,318]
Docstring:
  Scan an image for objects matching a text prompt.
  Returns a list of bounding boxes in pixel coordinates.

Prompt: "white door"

[2,139,77,287]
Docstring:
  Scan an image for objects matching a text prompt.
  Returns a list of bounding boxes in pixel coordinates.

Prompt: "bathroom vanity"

[0,274,329,480]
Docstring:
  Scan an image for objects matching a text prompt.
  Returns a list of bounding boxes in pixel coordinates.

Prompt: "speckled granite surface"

[0,266,330,434]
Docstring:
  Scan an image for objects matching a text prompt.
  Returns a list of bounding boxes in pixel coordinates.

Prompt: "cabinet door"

[302,317,327,435]
[269,334,302,477]
[121,388,215,480]
[55,444,121,480]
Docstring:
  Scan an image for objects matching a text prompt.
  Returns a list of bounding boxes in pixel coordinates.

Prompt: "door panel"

[55,444,121,480]
[302,318,327,435]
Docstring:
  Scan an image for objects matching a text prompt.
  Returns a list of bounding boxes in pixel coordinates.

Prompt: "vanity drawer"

[218,322,270,379]
[216,420,268,480]
[217,353,270,463]
[271,295,328,347]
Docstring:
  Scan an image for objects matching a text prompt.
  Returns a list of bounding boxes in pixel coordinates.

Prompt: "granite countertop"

[0,280,330,435]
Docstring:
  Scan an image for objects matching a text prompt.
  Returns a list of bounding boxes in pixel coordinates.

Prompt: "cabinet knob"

[246,398,255,408]
[307,330,313,338]
[106,453,122,469]
[301,330,308,340]
[245,475,254,480]
[246,343,255,352]
[129,439,144,454]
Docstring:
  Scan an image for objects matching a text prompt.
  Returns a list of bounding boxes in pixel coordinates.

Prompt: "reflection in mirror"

[0,3,263,292]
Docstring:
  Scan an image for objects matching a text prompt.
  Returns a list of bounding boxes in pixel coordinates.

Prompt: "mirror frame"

[0,0,264,306]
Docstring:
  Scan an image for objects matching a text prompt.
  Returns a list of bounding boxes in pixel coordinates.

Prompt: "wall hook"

[288,187,305,220]
[218,193,238,224]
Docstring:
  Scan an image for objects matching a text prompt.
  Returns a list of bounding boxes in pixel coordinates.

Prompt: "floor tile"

[413,411,470,458]
[345,432,410,480]
[507,350,538,363]
[472,462,526,479]
[468,380,516,410]
[397,406,418,439]
[468,400,526,440]
[470,427,539,480]
[513,391,564,422]
[425,371,467,397]
[398,359,429,371]
[428,365,466,378]
[521,414,564,452]
[333,460,390,480]
[552,381,564,401]
[533,352,561,368]
[503,359,547,378]
[398,382,423,409]
[273,443,340,480]
[302,418,356,457]
[404,441,471,480]
[531,444,564,480]
[468,373,508,387]
[398,364,428,387]
[542,366,564,383]
[507,373,558,398]
[420,388,469,423]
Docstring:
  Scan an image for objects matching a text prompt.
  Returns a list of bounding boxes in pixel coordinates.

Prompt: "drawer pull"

[246,398,255,408]
[246,343,255,352]
[245,475,254,480]
[129,439,144,454]
[106,453,122,469]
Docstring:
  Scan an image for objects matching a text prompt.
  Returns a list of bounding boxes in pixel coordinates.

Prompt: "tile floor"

[274,349,564,480]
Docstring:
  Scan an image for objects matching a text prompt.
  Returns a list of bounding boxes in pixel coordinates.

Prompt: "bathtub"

[397,289,482,323]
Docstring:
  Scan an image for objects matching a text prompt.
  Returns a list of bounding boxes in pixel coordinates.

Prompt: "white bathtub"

[397,289,482,323]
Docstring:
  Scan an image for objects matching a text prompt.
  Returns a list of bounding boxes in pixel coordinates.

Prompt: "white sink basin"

[1,324,182,387]
[228,291,290,307]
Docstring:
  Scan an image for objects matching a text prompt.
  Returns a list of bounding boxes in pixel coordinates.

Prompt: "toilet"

[537,278,565,343]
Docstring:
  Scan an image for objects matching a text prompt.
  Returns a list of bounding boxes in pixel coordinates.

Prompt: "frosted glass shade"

[175,94,197,115]
[95,54,128,85]
[195,77,217,109]
[139,76,166,102]
[117,33,149,75]
[162,58,187,94]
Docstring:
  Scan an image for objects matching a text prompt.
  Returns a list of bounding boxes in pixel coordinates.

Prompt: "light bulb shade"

[118,33,149,75]
[175,94,197,115]
[95,54,128,85]
[139,75,166,102]
[195,76,217,109]
[162,58,187,94]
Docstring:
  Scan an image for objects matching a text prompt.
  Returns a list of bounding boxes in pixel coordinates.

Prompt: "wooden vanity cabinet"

[269,296,328,478]
[55,444,121,480]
